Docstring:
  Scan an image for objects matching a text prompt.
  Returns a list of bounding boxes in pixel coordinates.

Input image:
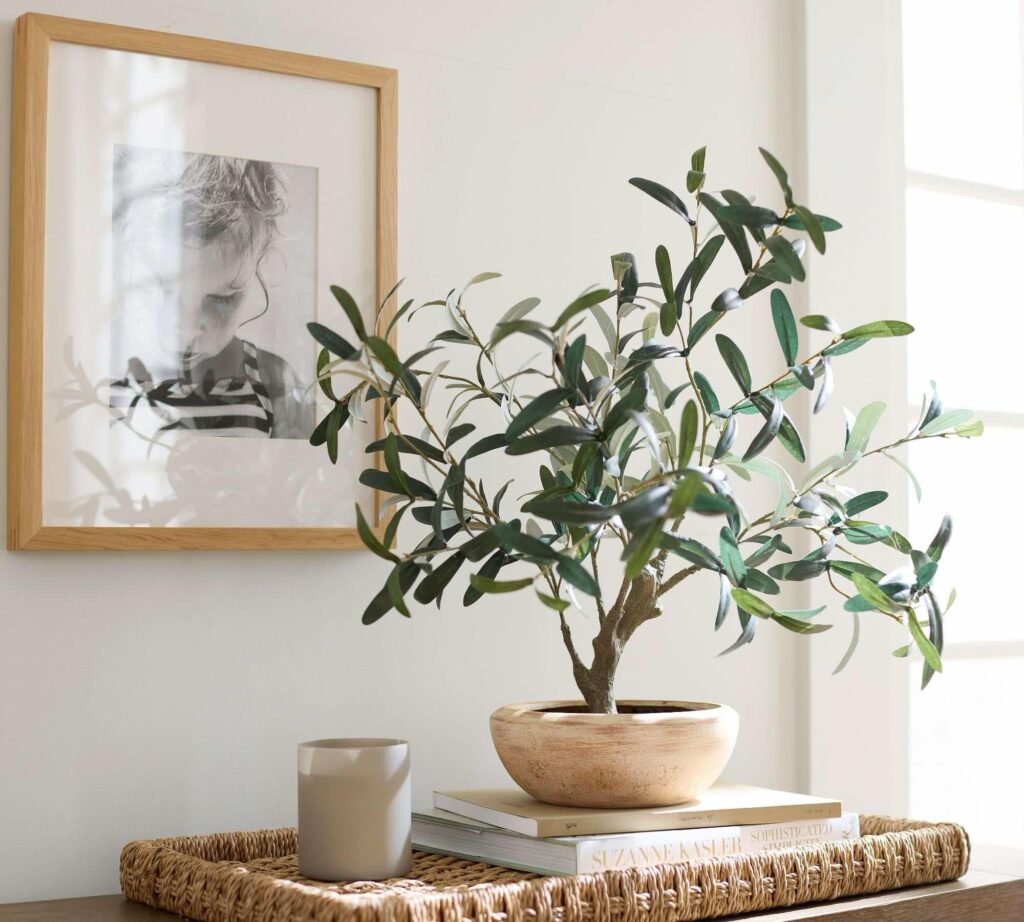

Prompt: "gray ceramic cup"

[297,738,412,881]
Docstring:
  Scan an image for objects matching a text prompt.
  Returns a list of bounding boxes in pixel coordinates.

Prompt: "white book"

[413,808,860,876]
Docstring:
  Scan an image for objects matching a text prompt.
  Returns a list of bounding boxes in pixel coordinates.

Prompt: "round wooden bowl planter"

[489,699,739,808]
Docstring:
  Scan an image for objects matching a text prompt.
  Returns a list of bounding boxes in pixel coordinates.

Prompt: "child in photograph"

[110,147,315,439]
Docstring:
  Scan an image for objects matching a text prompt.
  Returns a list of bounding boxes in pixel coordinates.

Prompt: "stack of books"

[413,784,857,875]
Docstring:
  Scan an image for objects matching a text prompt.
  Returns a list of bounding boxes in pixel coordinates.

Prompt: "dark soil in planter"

[535,702,715,715]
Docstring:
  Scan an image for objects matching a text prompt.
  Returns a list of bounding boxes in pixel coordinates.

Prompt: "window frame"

[804,0,1024,823]
[900,0,1024,837]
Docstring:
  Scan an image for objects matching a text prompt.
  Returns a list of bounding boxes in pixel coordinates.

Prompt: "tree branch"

[656,563,702,598]
[605,574,632,628]
[558,611,590,691]
[590,550,607,624]
[614,567,663,645]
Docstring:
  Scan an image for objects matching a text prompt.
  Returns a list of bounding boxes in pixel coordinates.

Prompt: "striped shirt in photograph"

[109,339,274,438]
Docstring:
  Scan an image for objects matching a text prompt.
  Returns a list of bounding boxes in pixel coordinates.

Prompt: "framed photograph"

[7,14,397,550]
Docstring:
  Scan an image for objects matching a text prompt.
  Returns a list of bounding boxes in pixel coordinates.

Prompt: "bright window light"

[909,656,1024,846]
[909,426,1024,643]
[902,0,1023,188]
[906,187,1024,411]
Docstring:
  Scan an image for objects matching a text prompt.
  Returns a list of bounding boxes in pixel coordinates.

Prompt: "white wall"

[0,0,807,902]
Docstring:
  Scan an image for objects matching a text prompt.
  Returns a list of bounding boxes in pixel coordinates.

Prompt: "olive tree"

[307,147,979,713]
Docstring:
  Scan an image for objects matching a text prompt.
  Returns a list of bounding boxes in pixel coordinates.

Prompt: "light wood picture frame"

[7,13,397,551]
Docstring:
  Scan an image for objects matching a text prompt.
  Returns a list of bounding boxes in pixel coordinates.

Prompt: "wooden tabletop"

[2,845,1022,922]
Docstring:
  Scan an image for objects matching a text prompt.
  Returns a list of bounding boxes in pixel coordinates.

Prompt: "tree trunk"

[570,567,663,714]
[577,633,621,714]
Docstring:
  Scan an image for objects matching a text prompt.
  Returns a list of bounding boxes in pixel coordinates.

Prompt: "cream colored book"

[432,784,841,838]
[413,808,859,875]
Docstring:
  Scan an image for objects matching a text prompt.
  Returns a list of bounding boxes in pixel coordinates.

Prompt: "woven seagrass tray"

[120,816,969,922]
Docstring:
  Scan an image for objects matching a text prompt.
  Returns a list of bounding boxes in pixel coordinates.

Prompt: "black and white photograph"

[108,145,318,441]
